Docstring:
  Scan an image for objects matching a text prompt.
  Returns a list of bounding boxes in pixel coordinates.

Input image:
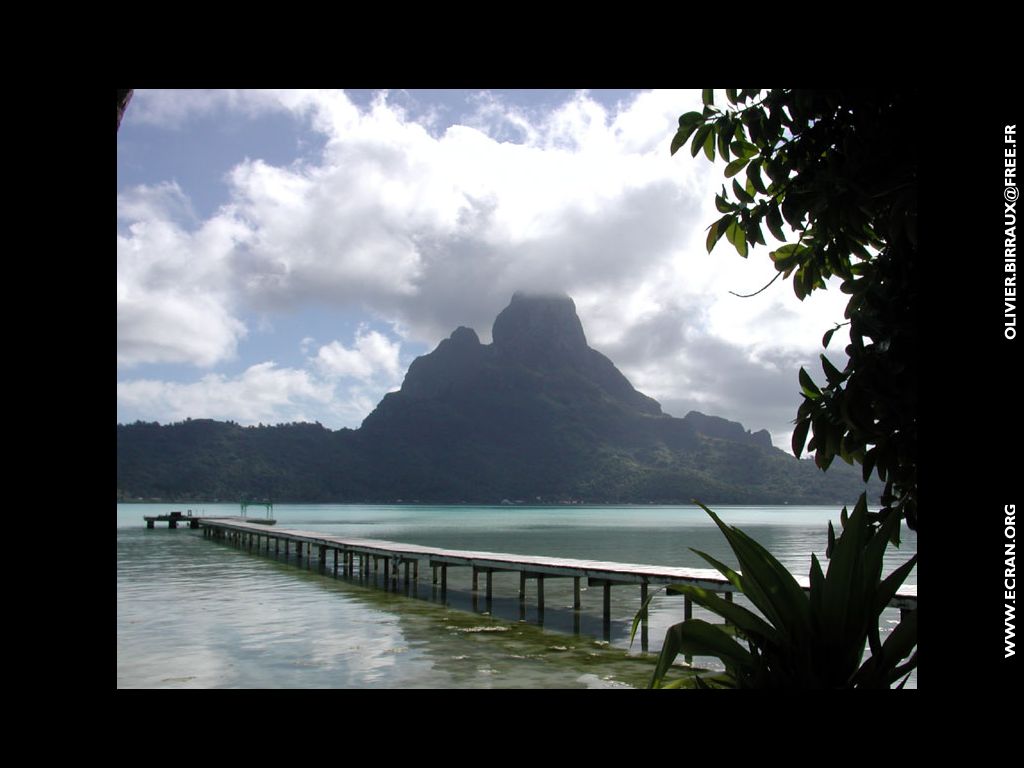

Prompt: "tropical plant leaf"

[703,128,716,161]
[671,112,704,156]
[707,214,731,253]
[820,354,844,385]
[628,586,665,648]
[873,554,918,617]
[819,495,870,668]
[791,417,810,458]
[650,619,753,688]
[724,158,749,178]
[799,367,821,398]
[671,584,782,647]
[766,212,787,245]
[696,503,812,641]
[687,547,744,592]
[691,124,712,158]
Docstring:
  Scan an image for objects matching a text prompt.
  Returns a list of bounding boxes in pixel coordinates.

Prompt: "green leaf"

[808,553,825,617]
[685,548,744,593]
[671,112,704,156]
[799,367,820,398]
[670,584,782,646]
[695,503,812,642]
[702,88,714,107]
[730,139,758,159]
[726,217,748,257]
[849,239,873,260]
[819,495,870,663]
[717,120,732,162]
[791,417,810,458]
[724,158,749,178]
[782,192,807,230]
[671,127,696,156]
[629,585,664,648]
[703,128,716,161]
[821,354,844,385]
[873,554,918,617]
[822,327,836,348]
[732,178,754,204]
[678,111,703,129]
[691,124,712,158]
[766,204,786,242]
[706,214,731,253]
[726,88,739,104]
[747,158,767,195]
[651,620,753,688]
[771,243,804,271]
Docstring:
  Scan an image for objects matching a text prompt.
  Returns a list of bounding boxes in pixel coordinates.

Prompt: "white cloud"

[116,362,334,425]
[116,182,249,368]
[313,327,403,383]
[118,89,856,442]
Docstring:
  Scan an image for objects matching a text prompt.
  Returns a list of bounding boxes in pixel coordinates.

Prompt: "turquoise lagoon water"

[116,503,917,689]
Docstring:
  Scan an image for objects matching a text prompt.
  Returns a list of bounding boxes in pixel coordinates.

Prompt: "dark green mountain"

[117,293,879,505]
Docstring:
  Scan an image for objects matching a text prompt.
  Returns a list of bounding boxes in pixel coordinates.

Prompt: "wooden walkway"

[197,518,917,646]
[146,513,276,529]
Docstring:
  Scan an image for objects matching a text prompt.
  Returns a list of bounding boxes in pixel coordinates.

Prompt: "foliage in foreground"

[671,89,918,533]
[637,495,917,688]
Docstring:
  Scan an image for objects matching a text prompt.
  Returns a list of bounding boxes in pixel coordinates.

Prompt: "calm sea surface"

[116,503,917,689]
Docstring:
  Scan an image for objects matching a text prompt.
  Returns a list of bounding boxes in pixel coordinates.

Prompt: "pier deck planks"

[197,518,917,611]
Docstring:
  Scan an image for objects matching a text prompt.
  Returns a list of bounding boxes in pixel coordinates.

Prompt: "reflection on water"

[117,504,917,689]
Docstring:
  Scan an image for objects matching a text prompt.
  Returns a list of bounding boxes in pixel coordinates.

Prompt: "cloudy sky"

[116,89,851,449]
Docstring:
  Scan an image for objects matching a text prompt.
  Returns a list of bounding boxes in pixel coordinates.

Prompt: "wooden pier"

[145,512,277,529]
[196,518,917,647]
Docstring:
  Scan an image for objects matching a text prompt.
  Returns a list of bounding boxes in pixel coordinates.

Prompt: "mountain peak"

[492,291,588,364]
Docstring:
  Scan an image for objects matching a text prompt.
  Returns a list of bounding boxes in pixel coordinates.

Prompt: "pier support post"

[537,575,545,614]
[519,572,527,602]
[383,557,390,581]
[433,566,438,584]
[573,577,581,610]
[472,567,479,592]
[603,582,612,625]
[684,595,693,621]
[440,565,447,594]
[486,569,493,602]
[333,549,338,575]
[319,545,327,571]
[147,520,154,529]
[404,560,410,584]
[413,560,419,580]
[640,582,649,652]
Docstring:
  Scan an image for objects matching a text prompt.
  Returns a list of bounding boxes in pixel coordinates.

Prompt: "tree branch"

[729,269,783,298]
